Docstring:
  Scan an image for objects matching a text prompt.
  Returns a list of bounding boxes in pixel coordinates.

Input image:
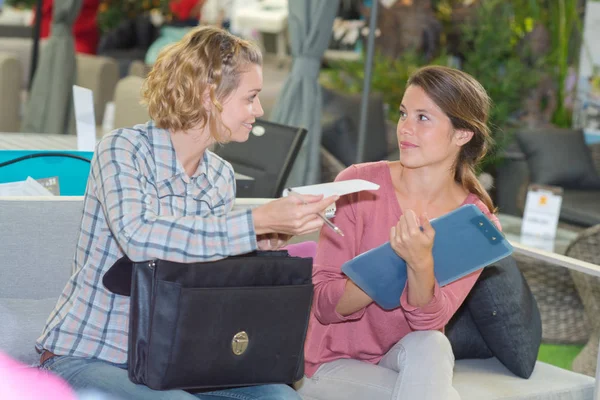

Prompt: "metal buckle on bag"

[232,331,249,355]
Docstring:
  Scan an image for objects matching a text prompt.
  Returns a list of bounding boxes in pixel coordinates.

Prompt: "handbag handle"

[103,250,292,297]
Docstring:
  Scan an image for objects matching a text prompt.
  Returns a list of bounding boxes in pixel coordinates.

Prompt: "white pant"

[296,331,460,400]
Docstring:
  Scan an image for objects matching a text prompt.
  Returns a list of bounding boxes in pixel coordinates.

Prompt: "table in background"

[498,213,579,255]
[0,132,254,192]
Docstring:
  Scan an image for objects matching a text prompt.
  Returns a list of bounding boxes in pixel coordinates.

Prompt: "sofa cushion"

[560,190,600,227]
[0,198,82,299]
[321,87,389,166]
[446,256,542,378]
[516,129,600,189]
[454,359,594,400]
[0,298,57,365]
[446,302,493,360]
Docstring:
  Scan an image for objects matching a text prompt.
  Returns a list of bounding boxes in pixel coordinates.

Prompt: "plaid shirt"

[36,122,257,363]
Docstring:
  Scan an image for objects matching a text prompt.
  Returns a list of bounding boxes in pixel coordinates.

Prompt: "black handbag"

[103,250,314,391]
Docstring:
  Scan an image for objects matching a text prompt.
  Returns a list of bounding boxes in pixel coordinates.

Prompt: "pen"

[286,188,344,237]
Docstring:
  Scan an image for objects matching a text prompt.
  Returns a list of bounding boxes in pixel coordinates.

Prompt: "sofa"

[0,196,595,399]
[495,128,600,228]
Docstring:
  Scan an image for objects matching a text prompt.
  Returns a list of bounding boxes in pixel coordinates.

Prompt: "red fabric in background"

[170,0,202,20]
[39,0,100,54]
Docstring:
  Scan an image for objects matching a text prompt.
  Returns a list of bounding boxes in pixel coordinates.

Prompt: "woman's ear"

[454,129,474,146]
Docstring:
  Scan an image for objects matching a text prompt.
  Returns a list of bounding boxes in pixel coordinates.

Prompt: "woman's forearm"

[335,279,373,316]
[406,257,436,307]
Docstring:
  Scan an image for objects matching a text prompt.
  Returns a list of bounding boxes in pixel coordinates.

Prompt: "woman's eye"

[248,95,257,102]
[399,111,407,119]
[419,114,429,121]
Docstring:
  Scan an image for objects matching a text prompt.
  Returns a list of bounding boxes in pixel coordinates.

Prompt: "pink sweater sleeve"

[312,167,367,325]
[398,199,502,331]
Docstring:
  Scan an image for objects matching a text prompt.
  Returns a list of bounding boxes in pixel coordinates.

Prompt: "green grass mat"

[537,343,584,370]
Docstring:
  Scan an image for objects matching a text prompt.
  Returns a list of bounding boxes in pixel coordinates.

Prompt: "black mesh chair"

[213,119,307,198]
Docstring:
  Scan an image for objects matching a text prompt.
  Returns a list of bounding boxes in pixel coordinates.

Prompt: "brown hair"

[141,26,262,140]
[407,65,496,213]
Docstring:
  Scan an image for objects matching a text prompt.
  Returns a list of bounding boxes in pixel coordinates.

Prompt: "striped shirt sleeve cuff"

[226,208,258,255]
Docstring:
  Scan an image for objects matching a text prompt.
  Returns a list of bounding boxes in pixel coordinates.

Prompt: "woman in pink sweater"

[296,66,500,400]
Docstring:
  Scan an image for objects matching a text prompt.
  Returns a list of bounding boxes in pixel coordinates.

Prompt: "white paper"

[0,177,54,196]
[520,187,563,252]
[281,179,380,198]
[234,172,254,181]
[282,179,379,220]
[73,85,97,151]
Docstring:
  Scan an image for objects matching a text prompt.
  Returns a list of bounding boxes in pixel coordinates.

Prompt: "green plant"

[5,0,37,8]
[321,51,449,124]
[458,0,541,171]
[509,0,584,127]
[98,0,170,34]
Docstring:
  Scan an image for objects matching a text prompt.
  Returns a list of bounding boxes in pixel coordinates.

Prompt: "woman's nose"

[254,97,264,118]
[397,119,414,136]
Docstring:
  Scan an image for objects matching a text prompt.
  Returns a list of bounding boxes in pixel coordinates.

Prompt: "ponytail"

[458,163,497,214]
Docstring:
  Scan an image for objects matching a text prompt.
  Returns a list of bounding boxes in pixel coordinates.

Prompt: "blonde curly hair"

[142,26,262,139]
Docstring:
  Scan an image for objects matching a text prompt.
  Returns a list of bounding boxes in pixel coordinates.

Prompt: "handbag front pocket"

[159,283,313,390]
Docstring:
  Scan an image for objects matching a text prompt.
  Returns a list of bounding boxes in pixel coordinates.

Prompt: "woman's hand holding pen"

[390,209,435,272]
[252,193,339,236]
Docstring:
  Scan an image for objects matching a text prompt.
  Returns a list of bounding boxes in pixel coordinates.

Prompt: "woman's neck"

[170,127,215,177]
[390,161,465,208]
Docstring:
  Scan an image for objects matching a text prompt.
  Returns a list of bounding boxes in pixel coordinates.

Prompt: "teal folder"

[341,204,514,310]
[0,150,93,196]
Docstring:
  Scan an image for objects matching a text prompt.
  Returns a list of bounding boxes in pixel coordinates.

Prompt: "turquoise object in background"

[584,130,600,144]
[0,150,93,196]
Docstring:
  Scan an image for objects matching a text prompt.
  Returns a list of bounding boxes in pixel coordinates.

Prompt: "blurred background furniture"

[497,213,590,346]
[0,52,21,132]
[112,75,149,129]
[496,129,600,229]
[232,0,289,67]
[213,119,307,198]
[567,224,600,376]
[96,14,159,78]
[318,86,397,182]
[0,37,119,133]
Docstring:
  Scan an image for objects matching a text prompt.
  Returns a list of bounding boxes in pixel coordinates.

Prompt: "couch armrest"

[0,52,22,132]
[509,241,600,397]
[76,53,120,124]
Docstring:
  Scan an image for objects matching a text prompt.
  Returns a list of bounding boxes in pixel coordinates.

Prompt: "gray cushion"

[0,298,57,365]
[560,190,600,227]
[516,129,600,189]
[321,86,389,165]
[446,256,542,379]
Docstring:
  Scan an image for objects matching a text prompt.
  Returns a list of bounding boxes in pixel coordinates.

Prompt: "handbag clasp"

[232,331,249,355]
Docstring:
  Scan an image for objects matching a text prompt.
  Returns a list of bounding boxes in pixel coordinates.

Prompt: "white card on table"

[73,85,97,151]
[520,184,563,251]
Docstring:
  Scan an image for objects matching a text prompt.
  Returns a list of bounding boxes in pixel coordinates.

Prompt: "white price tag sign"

[520,185,563,252]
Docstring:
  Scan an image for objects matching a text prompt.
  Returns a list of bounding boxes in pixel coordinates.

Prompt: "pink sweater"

[303,161,500,377]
